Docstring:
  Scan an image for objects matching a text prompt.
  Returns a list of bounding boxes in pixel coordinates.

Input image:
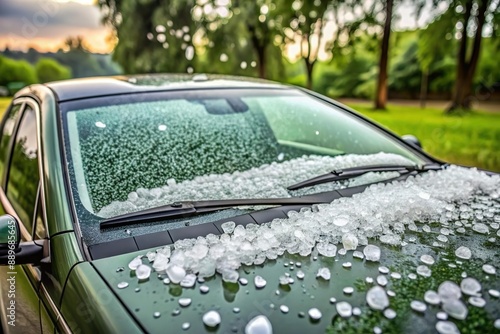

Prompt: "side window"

[0,103,23,179]
[6,105,40,236]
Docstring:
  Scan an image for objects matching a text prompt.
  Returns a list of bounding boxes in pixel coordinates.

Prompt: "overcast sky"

[0,0,113,53]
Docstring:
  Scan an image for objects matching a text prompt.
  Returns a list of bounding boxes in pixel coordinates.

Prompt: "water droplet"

[308,308,322,320]
[116,267,124,272]
[202,310,221,328]
[245,315,272,334]
[254,275,267,288]
[179,298,192,307]
[117,281,129,289]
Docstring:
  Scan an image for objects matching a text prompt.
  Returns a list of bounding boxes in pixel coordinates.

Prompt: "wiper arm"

[287,163,444,191]
[100,196,333,229]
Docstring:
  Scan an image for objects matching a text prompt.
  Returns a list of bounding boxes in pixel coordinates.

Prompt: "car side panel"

[0,266,41,333]
[60,262,142,333]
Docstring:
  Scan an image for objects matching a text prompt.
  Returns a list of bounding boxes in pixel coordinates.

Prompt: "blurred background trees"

[1,0,499,113]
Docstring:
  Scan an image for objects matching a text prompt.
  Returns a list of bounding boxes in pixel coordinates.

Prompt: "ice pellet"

[117,282,129,289]
[363,245,381,262]
[366,286,389,310]
[166,265,186,284]
[136,264,151,280]
[424,290,441,305]
[435,321,460,334]
[482,264,496,275]
[202,310,221,328]
[455,246,472,260]
[410,300,427,313]
[336,301,352,318]
[420,254,435,265]
[308,308,322,320]
[317,267,331,280]
[178,298,191,307]
[460,277,481,296]
[254,276,267,288]
[245,315,272,334]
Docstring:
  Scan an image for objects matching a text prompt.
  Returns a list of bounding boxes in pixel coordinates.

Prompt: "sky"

[0,0,439,55]
[0,0,114,53]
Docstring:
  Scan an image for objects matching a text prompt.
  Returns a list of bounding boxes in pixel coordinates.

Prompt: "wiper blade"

[100,196,333,229]
[287,163,444,191]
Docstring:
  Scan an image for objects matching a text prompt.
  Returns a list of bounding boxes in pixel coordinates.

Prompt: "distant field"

[0,96,498,171]
[345,102,500,172]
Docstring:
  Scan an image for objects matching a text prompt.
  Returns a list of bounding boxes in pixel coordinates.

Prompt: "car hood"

[92,235,498,334]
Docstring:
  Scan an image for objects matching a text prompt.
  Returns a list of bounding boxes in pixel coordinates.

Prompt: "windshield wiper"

[287,163,445,191]
[100,196,334,229]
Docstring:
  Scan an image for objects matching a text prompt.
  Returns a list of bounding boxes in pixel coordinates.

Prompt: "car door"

[0,98,55,333]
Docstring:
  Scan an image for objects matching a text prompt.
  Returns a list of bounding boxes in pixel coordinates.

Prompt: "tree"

[35,58,72,83]
[0,55,38,87]
[421,0,500,112]
[374,0,393,109]
[99,0,198,74]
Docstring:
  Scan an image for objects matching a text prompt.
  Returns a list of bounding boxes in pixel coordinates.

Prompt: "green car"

[0,75,498,334]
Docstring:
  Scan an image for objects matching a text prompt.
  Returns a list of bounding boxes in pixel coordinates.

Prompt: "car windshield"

[61,88,426,243]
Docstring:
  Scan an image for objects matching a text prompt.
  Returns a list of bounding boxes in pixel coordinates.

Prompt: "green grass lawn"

[346,102,500,172]
[1,96,498,171]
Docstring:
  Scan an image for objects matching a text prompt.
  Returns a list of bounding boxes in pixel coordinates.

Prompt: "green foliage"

[35,58,72,83]
[0,55,38,88]
[347,101,500,172]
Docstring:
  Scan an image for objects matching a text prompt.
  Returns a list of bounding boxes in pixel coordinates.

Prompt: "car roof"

[43,74,288,102]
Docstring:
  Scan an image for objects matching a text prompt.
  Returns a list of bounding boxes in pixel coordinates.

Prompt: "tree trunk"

[448,0,488,112]
[256,47,266,79]
[305,60,315,90]
[374,0,393,110]
[420,69,428,109]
